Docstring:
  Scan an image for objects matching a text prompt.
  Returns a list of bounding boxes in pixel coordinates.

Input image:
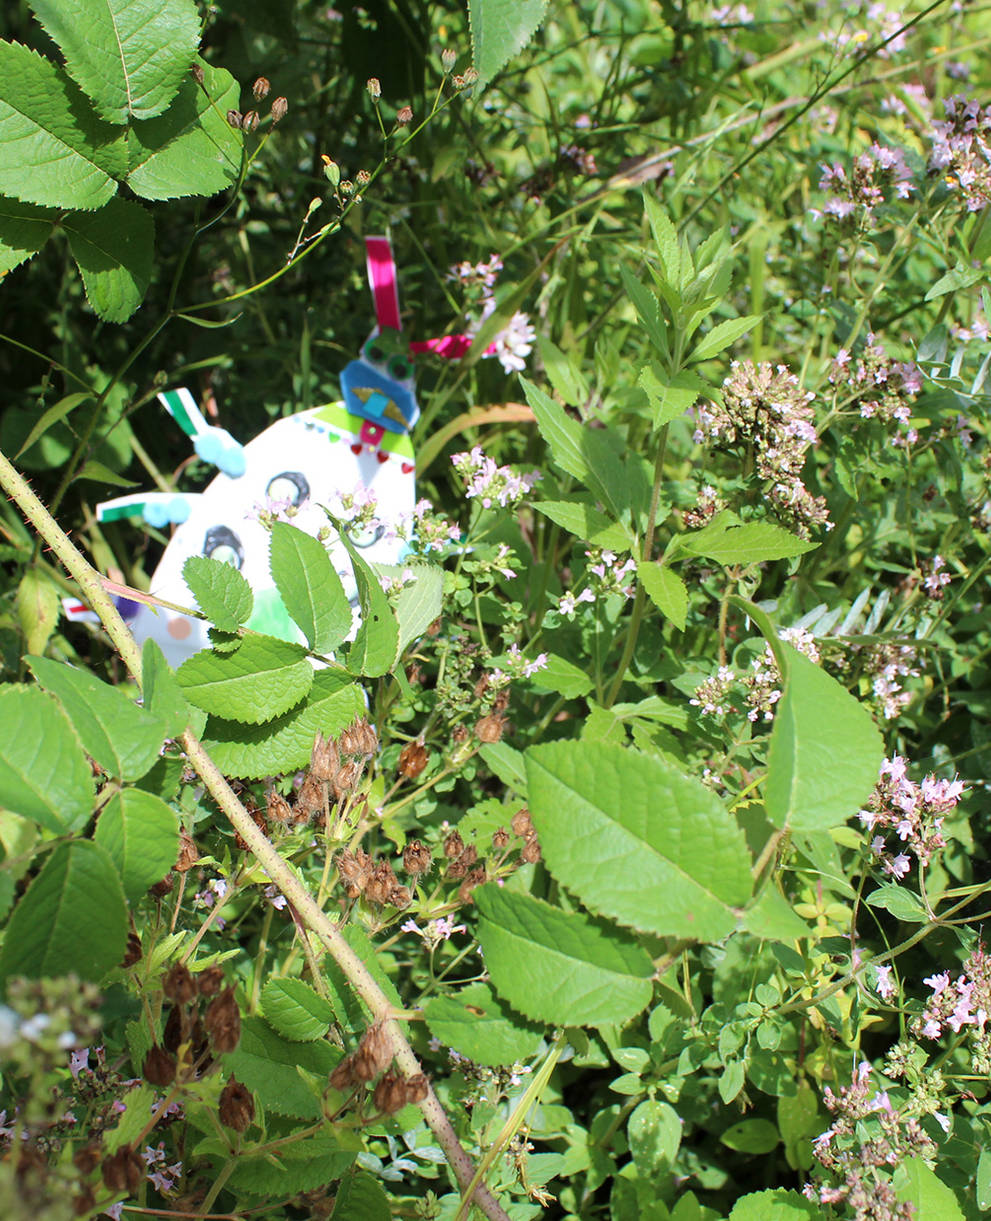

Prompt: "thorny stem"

[0,445,512,1221]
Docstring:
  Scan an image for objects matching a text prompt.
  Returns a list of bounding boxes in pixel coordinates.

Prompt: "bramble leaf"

[269,522,350,653]
[0,686,94,832]
[469,0,549,88]
[94,789,179,903]
[177,635,313,724]
[0,196,57,274]
[261,978,334,1042]
[63,196,154,322]
[424,982,543,1066]
[183,554,253,632]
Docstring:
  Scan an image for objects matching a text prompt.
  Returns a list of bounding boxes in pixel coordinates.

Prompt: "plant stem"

[0,444,512,1221]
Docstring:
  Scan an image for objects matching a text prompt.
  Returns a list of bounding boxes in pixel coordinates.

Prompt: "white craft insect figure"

[66,237,468,665]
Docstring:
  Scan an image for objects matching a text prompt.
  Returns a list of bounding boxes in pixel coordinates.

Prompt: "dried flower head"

[205,987,241,1054]
[143,1044,177,1087]
[252,76,271,100]
[398,740,429,779]
[403,839,432,876]
[164,963,196,1006]
[270,96,288,123]
[219,1075,255,1132]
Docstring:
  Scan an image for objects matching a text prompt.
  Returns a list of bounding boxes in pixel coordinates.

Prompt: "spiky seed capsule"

[310,733,340,781]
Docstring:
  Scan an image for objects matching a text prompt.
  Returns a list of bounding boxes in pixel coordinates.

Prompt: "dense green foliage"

[1,1,991,1219]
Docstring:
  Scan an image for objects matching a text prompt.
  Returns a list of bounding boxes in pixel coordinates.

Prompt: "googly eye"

[266,471,310,506]
[363,339,385,363]
[350,522,385,549]
[203,526,244,569]
[388,354,411,380]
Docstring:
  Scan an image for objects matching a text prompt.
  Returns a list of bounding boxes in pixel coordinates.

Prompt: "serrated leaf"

[0,840,127,983]
[679,511,816,566]
[639,562,687,630]
[743,886,812,942]
[891,1159,964,1220]
[28,654,167,781]
[535,336,589,408]
[521,376,588,483]
[643,192,681,286]
[142,638,202,737]
[638,365,707,429]
[620,264,668,355]
[94,789,178,903]
[690,313,761,362]
[331,1173,391,1221]
[261,978,333,1042]
[527,652,593,698]
[727,1189,820,1220]
[423,982,543,1066]
[393,563,444,655]
[469,0,549,88]
[63,196,154,322]
[29,0,201,123]
[227,1134,356,1197]
[126,60,242,201]
[474,884,654,1027]
[526,741,751,940]
[182,554,253,632]
[0,40,126,210]
[0,686,94,832]
[177,634,313,724]
[336,531,399,677]
[200,670,364,779]
[0,195,57,273]
[223,1015,340,1119]
[535,500,633,550]
[269,522,350,653]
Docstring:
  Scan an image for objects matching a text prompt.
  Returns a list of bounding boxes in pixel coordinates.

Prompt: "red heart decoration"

[376,451,388,464]
[402,462,414,474]
[350,443,362,455]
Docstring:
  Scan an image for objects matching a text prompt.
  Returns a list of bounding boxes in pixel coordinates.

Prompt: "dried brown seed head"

[205,987,241,1054]
[329,1055,357,1092]
[267,790,293,825]
[163,963,196,1005]
[121,932,143,968]
[176,829,199,871]
[398,741,429,779]
[227,109,243,129]
[270,96,288,123]
[443,831,464,859]
[404,1072,429,1105]
[73,1144,101,1175]
[295,773,324,822]
[458,866,487,905]
[402,839,431,876]
[219,1075,255,1132]
[143,1044,177,1087]
[310,733,341,781]
[150,873,175,898]
[191,64,205,85]
[333,758,363,799]
[242,109,259,133]
[252,76,271,100]
[337,848,372,897]
[162,1004,184,1054]
[521,836,542,864]
[101,1147,144,1194]
[474,713,505,743]
[341,717,377,757]
[511,808,533,838]
[372,1069,407,1115]
[388,884,412,909]
[353,1022,392,1081]
[396,105,413,125]
[197,965,225,997]
[365,861,399,906]
[492,828,510,851]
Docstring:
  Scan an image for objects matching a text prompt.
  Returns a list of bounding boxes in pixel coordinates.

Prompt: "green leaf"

[16,392,92,459]
[526,741,751,940]
[743,886,812,942]
[0,40,126,210]
[535,499,633,550]
[423,982,543,1066]
[620,265,668,355]
[892,1159,964,1220]
[721,1118,780,1153]
[977,1147,991,1210]
[200,670,364,779]
[628,1100,682,1174]
[478,741,527,795]
[719,1060,746,1104]
[0,196,57,273]
[690,314,762,362]
[638,365,707,429]
[865,883,927,923]
[269,522,351,653]
[261,978,334,1042]
[643,192,681,287]
[469,0,549,88]
[521,377,589,484]
[763,643,883,833]
[527,652,594,698]
[925,264,984,302]
[678,511,816,566]
[182,554,253,632]
[94,789,178,903]
[28,654,166,781]
[535,336,589,408]
[29,0,201,123]
[727,1190,820,1221]
[228,1134,356,1197]
[331,1173,392,1221]
[63,196,154,323]
[177,634,313,724]
[474,884,654,1027]
[0,840,128,983]
[126,60,242,200]
[638,562,687,631]
[336,531,399,677]
[16,569,61,654]
[142,638,203,737]
[393,563,444,655]
[0,686,94,832]
[223,1015,341,1119]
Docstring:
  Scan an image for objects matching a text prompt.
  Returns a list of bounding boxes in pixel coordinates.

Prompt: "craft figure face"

[127,403,416,666]
[339,328,419,433]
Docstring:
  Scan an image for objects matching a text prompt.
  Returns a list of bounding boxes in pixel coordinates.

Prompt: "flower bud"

[252,76,271,100]
[205,986,241,1053]
[322,155,341,188]
[219,1075,255,1132]
[242,109,259,133]
[441,48,456,72]
[270,96,288,123]
[143,1044,177,1087]
[366,77,381,100]
[396,105,413,125]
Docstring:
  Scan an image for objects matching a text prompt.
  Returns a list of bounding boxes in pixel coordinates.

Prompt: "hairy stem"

[0,445,511,1221]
